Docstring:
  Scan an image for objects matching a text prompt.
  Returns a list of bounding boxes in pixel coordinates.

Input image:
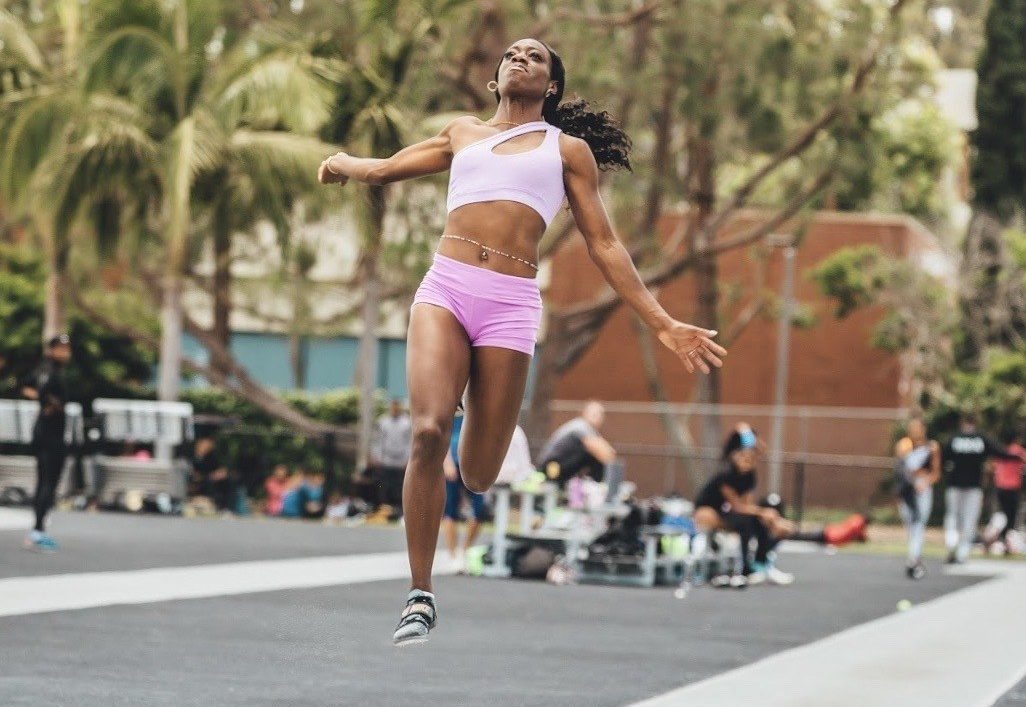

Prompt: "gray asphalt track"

[0,512,985,707]
[996,676,1026,706]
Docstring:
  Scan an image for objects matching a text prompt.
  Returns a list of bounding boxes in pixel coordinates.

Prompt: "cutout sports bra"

[446,120,566,228]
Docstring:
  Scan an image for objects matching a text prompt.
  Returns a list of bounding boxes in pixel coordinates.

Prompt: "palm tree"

[0,1,86,342]
[318,16,436,469]
[80,0,333,401]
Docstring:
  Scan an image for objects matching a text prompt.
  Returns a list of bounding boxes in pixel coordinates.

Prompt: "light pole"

[768,242,797,495]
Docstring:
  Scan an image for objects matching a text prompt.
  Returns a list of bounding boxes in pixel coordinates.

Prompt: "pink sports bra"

[447,120,566,228]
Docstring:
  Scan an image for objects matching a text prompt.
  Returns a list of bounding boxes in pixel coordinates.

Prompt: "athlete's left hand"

[657,321,727,374]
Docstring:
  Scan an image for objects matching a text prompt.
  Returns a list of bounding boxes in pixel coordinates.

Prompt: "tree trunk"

[524,312,568,456]
[689,134,722,463]
[355,186,387,471]
[289,331,307,390]
[630,310,701,493]
[355,257,380,470]
[158,275,183,402]
[211,219,232,374]
[42,226,66,343]
[43,271,65,343]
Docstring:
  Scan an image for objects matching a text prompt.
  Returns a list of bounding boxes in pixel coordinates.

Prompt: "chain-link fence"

[546,401,904,512]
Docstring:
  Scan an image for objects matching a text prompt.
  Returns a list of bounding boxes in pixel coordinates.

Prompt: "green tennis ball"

[896,599,912,611]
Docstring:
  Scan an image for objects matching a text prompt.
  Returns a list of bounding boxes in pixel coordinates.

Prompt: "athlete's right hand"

[318,156,349,185]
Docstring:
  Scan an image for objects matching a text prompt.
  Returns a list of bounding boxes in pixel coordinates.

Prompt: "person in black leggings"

[22,334,72,552]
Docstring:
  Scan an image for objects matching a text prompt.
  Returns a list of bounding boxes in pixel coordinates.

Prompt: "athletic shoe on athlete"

[393,590,437,647]
[729,574,748,589]
[944,552,958,565]
[906,562,926,580]
[23,530,58,553]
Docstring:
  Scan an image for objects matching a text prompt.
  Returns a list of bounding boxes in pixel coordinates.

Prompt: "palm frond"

[26,103,160,247]
[164,110,223,271]
[0,92,75,205]
[364,0,401,28]
[0,8,47,75]
[226,129,334,234]
[213,50,332,134]
[83,25,176,100]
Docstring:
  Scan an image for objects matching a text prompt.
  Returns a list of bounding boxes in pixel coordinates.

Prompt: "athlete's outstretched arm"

[317,117,467,186]
[562,135,726,374]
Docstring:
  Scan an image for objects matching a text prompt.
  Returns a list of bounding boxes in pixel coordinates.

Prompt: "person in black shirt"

[942,414,1024,564]
[22,334,72,552]
[191,436,234,513]
[692,425,795,587]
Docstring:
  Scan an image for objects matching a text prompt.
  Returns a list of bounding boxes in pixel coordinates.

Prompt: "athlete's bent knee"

[462,477,490,495]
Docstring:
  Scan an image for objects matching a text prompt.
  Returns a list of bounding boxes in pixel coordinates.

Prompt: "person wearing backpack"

[894,418,941,580]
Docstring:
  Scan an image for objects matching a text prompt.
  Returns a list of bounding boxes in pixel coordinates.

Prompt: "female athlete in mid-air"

[318,37,727,645]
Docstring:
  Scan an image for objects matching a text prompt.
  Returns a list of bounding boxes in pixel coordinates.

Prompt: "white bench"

[91,399,194,505]
[0,400,83,501]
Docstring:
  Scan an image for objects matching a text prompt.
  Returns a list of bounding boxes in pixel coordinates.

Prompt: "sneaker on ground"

[24,531,59,552]
[750,562,794,586]
[729,574,748,589]
[765,565,794,585]
[393,590,437,647]
[747,569,766,586]
[751,562,796,582]
[710,574,732,588]
[906,562,926,580]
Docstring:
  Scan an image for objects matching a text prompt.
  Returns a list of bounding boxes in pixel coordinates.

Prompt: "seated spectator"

[263,464,293,516]
[536,400,618,490]
[191,436,234,513]
[692,425,795,588]
[281,469,326,519]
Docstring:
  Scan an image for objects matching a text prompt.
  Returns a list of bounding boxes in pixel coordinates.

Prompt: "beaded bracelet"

[324,151,346,176]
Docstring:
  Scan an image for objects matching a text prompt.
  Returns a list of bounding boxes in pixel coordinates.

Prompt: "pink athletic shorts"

[412,252,543,356]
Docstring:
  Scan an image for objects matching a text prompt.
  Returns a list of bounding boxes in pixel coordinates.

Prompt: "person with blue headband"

[692,424,796,587]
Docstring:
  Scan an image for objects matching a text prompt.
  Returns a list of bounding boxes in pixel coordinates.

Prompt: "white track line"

[0,552,454,617]
[630,562,1026,707]
[0,508,32,531]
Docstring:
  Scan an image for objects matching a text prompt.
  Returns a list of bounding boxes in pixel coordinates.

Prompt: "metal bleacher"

[90,399,194,506]
[0,400,84,502]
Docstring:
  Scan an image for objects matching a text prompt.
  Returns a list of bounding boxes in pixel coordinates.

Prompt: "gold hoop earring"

[487,80,498,92]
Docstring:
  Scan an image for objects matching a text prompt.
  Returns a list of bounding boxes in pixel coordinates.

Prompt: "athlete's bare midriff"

[439,201,548,278]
